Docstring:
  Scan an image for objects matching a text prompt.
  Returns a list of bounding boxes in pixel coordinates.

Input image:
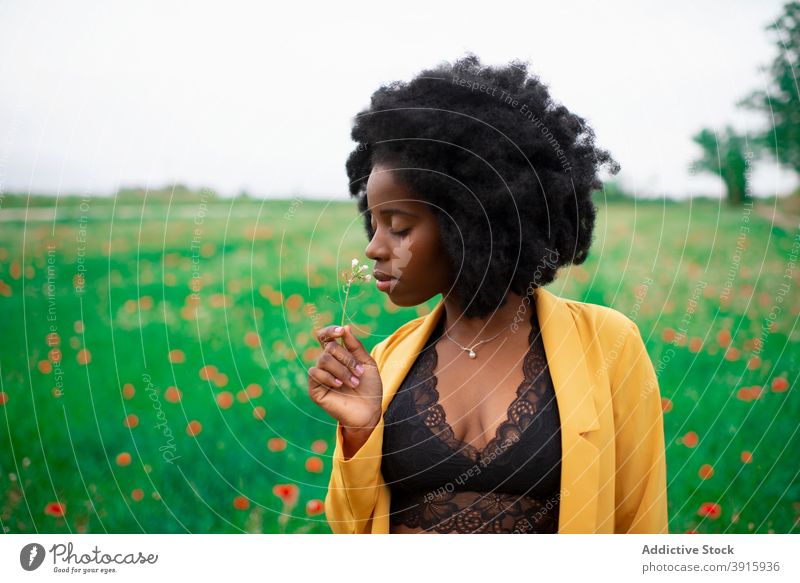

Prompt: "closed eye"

[390,228,410,237]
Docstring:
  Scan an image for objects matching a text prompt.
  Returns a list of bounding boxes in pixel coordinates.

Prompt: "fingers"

[315,325,345,347]
[307,368,354,425]
[314,324,372,366]
[339,325,372,365]
[308,365,346,391]
[308,366,349,418]
[319,345,363,389]
[312,324,373,390]
[324,340,363,375]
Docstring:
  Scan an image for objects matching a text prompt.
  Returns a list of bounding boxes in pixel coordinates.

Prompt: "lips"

[373,269,399,294]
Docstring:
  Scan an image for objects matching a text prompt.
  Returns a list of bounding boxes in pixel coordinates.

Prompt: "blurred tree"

[591,179,632,203]
[690,126,756,206]
[738,1,800,175]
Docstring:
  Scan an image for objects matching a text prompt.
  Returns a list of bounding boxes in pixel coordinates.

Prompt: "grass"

[0,193,797,533]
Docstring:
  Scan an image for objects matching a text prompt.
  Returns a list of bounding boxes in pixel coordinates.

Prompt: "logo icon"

[20,543,46,571]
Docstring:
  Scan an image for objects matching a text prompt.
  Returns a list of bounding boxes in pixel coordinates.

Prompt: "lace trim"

[390,490,560,534]
[411,305,548,467]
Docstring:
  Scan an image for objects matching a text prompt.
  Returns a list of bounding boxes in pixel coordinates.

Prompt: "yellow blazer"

[325,286,669,534]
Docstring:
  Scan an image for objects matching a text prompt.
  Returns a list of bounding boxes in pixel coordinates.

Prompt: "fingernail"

[334,327,343,334]
[334,378,343,386]
[356,364,365,375]
[350,375,360,387]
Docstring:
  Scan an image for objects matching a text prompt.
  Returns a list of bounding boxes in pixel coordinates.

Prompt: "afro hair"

[346,53,620,318]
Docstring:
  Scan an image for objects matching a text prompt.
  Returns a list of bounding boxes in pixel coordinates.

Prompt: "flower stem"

[339,279,352,347]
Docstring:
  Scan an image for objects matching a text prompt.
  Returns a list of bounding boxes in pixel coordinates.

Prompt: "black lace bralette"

[381,300,563,533]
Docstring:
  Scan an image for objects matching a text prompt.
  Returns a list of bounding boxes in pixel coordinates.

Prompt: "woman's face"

[364,164,451,307]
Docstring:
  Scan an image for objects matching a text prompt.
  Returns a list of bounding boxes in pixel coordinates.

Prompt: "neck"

[441,290,531,345]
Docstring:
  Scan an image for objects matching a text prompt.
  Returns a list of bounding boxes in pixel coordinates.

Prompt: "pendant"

[468,349,476,359]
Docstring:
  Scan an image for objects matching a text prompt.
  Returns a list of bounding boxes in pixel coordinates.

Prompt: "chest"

[427,341,537,451]
[382,334,562,488]
[378,308,570,533]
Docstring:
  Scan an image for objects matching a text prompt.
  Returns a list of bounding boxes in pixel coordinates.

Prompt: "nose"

[364,226,387,263]
[364,233,381,262]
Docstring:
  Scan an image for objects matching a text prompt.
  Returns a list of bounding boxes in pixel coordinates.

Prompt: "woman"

[308,54,668,534]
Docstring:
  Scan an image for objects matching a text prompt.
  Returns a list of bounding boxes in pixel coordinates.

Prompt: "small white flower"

[363,274,372,281]
[351,258,359,268]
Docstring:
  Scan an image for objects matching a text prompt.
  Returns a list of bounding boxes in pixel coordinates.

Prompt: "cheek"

[399,231,440,271]
[391,237,415,267]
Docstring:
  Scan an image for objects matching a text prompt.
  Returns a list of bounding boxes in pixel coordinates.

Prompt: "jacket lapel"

[376,287,601,534]
[535,287,601,533]
[377,299,447,412]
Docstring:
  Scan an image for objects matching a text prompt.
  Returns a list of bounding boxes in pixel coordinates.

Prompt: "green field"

[0,193,798,533]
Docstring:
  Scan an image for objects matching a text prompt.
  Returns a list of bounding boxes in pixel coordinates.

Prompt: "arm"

[324,341,386,534]
[611,321,669,534]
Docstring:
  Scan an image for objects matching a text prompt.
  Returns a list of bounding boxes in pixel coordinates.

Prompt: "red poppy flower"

[306,499,324,516]
[76,348,91,365]
[737,386,763,402]
[272,483,299,506]
[165,386,182,403]
[305,457,323,473]
[724,347,740,361]
[681,431,699,448]
[186,420,202,437]
[698,502,721,519]
[246,383,263,398]
[771,377,789,392]
[660,398,673,413]
[244,332,260,348]
[267,437,286,452]
[44,501,66,517]
[216,391,234,409]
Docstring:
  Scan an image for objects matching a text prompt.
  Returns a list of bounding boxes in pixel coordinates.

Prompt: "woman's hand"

[308,325,383,435]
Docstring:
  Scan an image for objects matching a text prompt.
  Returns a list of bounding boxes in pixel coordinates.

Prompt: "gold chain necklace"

[443,325,509,359]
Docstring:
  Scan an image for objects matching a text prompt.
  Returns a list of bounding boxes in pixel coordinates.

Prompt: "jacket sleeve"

[324,341,387,534]
[611,321,669,534]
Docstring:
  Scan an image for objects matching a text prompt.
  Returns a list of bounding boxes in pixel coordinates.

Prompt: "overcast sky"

[0,0,797,200]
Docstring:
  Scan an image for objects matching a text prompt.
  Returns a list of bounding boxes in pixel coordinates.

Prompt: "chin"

[387,287,432,308]
[385,286,411,305]
[387,293,412,307]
